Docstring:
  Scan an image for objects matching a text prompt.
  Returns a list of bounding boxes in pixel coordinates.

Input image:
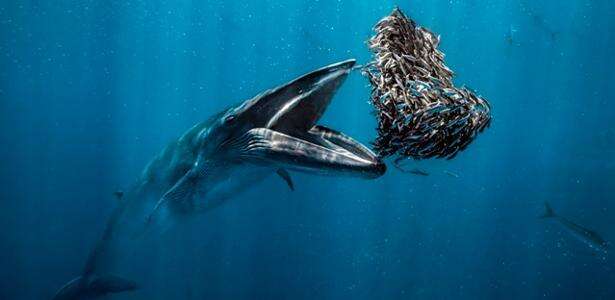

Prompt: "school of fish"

[363,8,492,159]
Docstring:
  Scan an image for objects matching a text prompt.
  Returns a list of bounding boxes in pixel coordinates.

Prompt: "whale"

[52,59,386,299]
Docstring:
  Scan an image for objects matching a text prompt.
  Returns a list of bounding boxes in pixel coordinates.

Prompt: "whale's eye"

[224,114,236,124]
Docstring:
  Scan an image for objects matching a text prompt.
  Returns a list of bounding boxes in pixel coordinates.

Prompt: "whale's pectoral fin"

[160,169,201,213]
[276,168,295,191]
[147,169,200,224]
[162,171,199,210]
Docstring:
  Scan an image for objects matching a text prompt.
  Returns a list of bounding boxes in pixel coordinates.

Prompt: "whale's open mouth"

[234,59,386,178]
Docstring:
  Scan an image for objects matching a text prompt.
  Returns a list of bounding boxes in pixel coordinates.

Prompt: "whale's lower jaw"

[238,126,385,179]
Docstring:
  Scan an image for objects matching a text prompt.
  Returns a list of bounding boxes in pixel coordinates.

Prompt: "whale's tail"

[539,202,556,219]
[53,274,137,300]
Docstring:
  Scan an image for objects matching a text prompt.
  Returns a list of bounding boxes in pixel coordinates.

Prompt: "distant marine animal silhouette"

[540,202,608,254]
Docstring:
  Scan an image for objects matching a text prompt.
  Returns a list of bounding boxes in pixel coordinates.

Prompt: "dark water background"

[1,0,614,299]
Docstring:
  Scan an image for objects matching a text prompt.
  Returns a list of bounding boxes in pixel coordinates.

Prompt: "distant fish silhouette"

[407,169,429,176]
[443,170,459,178]
[393,163,429,176]
[530,13,559,44]
[540,202,608,254]
[113,191,124,200]
[505,25,519,46]
[392,157,429,176]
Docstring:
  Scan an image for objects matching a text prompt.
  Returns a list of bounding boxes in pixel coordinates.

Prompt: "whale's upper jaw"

[231,59,385,178]
[231,59,356,132]
[262,59,357,135]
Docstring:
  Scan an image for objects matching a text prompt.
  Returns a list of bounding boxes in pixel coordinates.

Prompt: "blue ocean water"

[1,0,614,299]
